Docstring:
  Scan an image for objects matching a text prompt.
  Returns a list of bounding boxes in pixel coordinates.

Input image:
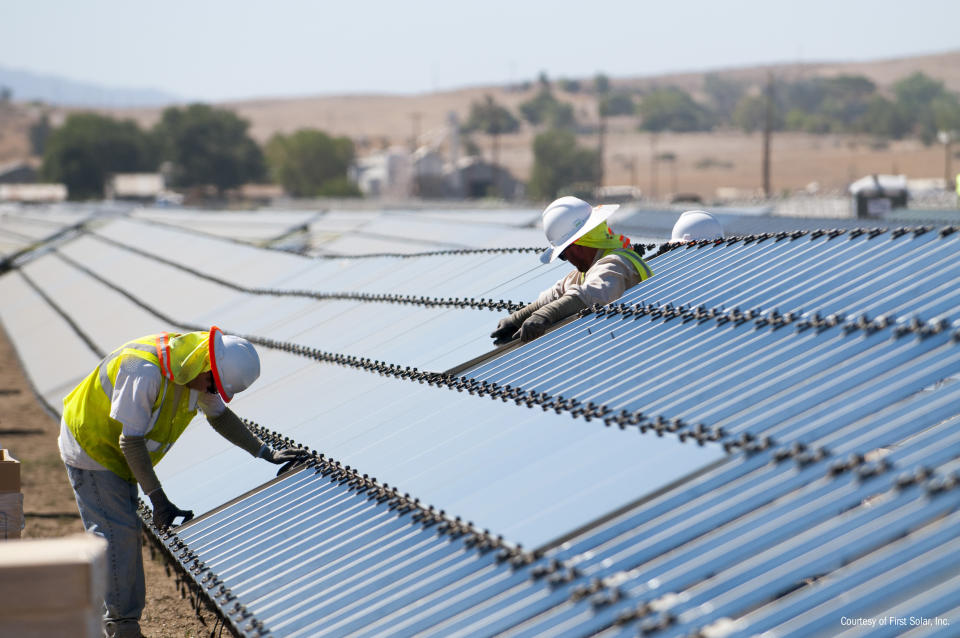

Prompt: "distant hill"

[3,48,959,193]
[610,49,960,97]
[0,66,181,107]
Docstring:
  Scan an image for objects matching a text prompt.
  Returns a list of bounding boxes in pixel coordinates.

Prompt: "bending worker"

[58,326,307,638]
[491,196,653,344]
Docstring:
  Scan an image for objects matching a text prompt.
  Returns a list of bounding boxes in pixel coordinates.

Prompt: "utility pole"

[410,112,422,198]
[492,130,500,198]
[649,133,659,201]
[483,95,502,199]
[668,155,678,195]
[939,131,955,191]
[597,107,606,193]
[410,112,422,152]
[615,154,638,193]
[762,72,774,199]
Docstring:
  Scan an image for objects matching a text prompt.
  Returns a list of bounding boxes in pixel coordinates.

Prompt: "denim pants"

[65,464,145,638]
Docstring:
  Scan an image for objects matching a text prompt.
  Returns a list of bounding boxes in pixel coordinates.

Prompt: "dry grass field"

[1,49,958,197]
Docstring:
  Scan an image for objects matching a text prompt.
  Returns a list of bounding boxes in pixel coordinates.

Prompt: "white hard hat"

[208,326,260,402]
[539,196,620,264]
[670,210,724,242]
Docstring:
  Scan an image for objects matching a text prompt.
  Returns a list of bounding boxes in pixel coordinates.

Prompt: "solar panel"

[3,204,959,637]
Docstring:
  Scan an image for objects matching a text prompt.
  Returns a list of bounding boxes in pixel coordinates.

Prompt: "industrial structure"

[1,204,959,637]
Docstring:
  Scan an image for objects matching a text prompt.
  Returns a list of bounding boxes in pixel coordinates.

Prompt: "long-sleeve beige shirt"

[536,250,648,308]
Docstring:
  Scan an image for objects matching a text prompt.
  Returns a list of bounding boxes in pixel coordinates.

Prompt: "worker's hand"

[260,447,312,476]
[514,315,551,342]
[490,317,520,345]
[148,489,193,529]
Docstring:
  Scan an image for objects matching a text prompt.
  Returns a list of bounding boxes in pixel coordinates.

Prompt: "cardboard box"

[0,533,107,638]
[0,492,23,540]
[0,609,101,638]
[0,449,20,492]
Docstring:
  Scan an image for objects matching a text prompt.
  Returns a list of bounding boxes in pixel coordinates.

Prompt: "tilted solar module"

[2,205,959,637]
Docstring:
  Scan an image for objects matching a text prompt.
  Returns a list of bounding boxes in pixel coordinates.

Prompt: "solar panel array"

[2,204,959,638]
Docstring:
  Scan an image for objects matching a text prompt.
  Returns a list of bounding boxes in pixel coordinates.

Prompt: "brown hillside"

[613,49,960,96]
[2,49,958,196]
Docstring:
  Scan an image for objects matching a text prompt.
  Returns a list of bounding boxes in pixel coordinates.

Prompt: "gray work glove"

[513,295,587,343]
[148,488,193,529]
[515,314,551,342]
[259,447,312,476]
[491,300,546,345]
[490,316,522,345]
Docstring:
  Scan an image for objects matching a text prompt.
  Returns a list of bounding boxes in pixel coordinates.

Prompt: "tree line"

[35,69,960,202]
[493,70,960,141]
[40,104,360,200]
[462,70,960,199]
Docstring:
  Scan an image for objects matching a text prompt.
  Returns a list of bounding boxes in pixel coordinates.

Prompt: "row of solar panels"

[3,205,958,637]
[149,225,960,637]
[1,210,720,549]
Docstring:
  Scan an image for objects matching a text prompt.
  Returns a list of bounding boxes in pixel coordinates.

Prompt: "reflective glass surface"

[6,206,958,637]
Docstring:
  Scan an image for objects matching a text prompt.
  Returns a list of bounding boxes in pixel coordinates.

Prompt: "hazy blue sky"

[3,0,959,101]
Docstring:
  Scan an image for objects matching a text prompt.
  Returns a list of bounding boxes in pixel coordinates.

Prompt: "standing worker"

[491,196,653,344]
[58,327,307,638]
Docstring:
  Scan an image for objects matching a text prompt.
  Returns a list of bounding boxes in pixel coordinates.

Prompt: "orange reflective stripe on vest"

[62,332,208,481]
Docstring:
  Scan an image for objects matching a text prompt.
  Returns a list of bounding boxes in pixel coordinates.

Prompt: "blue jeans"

[65,464,145,638]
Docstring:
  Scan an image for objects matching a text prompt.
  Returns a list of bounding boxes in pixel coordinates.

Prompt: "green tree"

[933,96,960,134]
[780,75,876,133]
[703,73,745,122]
[638,87,713,132]
[42,113,155,199]
[528,128,599,200]
[265,129,360,197]
[520,88,556,126]
[519,88,577,129]
[593,73,611,95]
[599,92,636,117]
[315,176,363,198]
[29,112,52,156]
[894,72,948,113]
[462,95,520,135]
[785,109,834,134]
[559,78,581,93]
[732,94,784,133]
[153,103,264,194]
[892,72,960,143]
[854,96,908,137]
[463,95,519,191]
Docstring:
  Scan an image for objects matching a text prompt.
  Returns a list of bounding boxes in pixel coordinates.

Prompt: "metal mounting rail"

[127,212,551,259]
[138,509,246,637]
[135,415,960,638]
[88,231,532,312]
[49,248,960,457]
[137,417,536,638]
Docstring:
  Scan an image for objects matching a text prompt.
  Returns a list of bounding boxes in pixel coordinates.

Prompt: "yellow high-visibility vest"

[62,332,210,481]
[579,248,654,284]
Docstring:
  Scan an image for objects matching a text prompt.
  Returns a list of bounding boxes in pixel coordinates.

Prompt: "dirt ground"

[0,321,218,637]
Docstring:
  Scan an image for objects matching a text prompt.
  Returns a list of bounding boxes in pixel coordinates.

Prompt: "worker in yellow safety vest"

[59,326,308,638]
[491,198,725,344]
[491,196,652,344]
